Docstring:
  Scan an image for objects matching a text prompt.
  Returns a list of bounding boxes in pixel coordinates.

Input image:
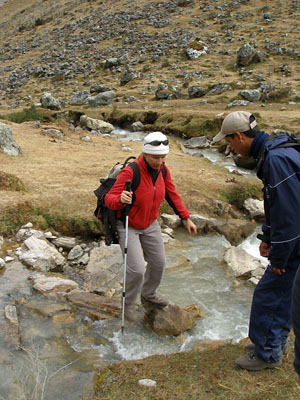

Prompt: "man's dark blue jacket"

[249,131,300,271]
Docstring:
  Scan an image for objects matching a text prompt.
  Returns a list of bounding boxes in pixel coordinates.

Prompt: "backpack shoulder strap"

[128,161,141,191]
[161,164,167,180]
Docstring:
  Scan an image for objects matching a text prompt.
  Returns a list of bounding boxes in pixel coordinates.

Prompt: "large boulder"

[209,219,255,246]
[0,122,22,156]
[87,91,115,107]
[143,302,202,336]
[237,43,266,66]
[79,115,114,133]
[40,92,62,110]
[84,245,123,296]
[18,236,65,272]
[224,247,265,277]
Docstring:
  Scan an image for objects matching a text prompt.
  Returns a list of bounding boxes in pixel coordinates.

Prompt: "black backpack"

[94,156,166,246]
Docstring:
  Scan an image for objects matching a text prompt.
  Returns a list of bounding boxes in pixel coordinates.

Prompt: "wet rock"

[243,198,264,220]
[3,304,20,350]
[84,245,123,295]
[162,213,255,244]
[161,213,182,229]
[79,115,114,133]
[131,121,144,132]
[67,244,84,260]
[233,155,257,169]
[0,122,22,156]
[52,236,78,250]
[66,289,121,319]
[184,136,210,149]
[209,219,255,246]
[143,302,200,336]
[19,236,65,272]
[0,258,4,270]
[31,274,79,297]
[24,299,72,317]
[190,214,217,231]
[224,247,265,277]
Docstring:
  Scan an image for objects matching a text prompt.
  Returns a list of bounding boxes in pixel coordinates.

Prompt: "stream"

[0,228,264,400]
[0,128,262,399]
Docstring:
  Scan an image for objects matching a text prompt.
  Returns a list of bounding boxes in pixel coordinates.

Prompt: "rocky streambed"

[0,212,268,399]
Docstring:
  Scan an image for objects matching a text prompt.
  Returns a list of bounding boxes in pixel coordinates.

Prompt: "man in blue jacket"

[213,111,300,371]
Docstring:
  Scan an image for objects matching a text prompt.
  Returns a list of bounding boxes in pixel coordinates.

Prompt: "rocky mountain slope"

[0,0,299,133]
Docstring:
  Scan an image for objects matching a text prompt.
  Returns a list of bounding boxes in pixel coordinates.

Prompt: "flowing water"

[0,228,263,399]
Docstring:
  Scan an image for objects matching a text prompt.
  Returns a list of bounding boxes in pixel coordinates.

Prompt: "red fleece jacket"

[104,156,190,230]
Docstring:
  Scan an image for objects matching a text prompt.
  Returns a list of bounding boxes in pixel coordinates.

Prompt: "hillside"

[0,0,300,135]
[1,2,300,398]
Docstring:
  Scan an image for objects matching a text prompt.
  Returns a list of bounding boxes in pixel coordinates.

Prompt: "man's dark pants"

[249,265,298,362]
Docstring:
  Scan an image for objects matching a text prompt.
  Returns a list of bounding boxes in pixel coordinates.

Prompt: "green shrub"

[34,16,52,26]
[0,105,49,123]
[219,181,262,208]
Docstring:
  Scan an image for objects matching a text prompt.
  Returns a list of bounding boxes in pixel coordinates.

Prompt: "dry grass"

[90,337,300,400]
[0,116,255,237]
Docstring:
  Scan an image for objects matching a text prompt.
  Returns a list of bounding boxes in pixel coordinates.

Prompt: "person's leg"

[117,221,145,307]
[292,266,300,378]
[140,220,167,301]
[248,265,297,363]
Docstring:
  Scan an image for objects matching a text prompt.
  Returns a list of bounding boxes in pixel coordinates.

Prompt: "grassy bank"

[89,337,299,400]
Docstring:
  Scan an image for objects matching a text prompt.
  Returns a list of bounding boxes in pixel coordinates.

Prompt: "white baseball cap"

[142,131,169,155]
[213,111,257,142]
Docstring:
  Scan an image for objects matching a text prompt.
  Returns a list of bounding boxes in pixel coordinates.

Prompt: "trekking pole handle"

[125,180,131,192]
[125,180,131,215]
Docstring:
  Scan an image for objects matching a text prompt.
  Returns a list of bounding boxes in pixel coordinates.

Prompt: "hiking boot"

[235,353,282,371]
[124,306,138,322]
[246,342,288,355]
[141,294,169,308]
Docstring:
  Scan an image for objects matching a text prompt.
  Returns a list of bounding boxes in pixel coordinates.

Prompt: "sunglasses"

[145,140,169,146]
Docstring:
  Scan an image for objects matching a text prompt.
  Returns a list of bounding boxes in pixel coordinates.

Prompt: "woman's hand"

[120,190,132,205]
[184,218,197,236]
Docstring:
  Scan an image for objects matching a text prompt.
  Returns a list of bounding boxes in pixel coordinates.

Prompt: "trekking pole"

[121,179,131,335]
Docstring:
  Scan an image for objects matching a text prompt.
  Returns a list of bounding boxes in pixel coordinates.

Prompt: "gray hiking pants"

[117,219,166,307]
